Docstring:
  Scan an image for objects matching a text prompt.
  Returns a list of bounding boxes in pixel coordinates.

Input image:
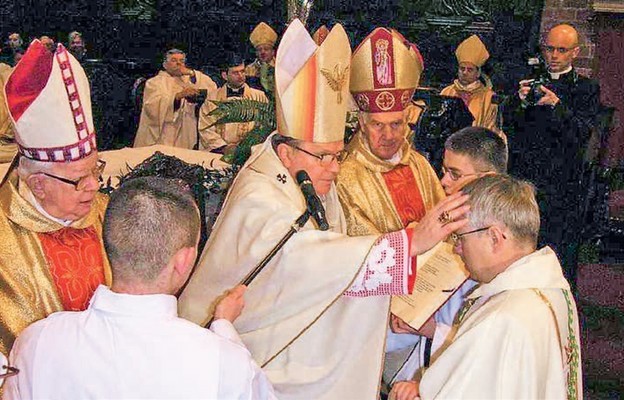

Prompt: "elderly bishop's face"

[359,111,407,161]
[28,152,102,221]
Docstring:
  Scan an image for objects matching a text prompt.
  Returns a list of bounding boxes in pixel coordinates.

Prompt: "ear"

[276,142,294,168]
[489,225,507,252]
[571,46,580,59]
[26,174,47,200]
[170,246,197,278]
[221,71,228,81]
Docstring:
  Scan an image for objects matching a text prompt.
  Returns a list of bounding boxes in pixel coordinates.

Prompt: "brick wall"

[540,0,596,77]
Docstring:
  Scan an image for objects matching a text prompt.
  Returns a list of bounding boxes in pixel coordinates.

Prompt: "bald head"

[543,24,580,73]
[548,24,579,47]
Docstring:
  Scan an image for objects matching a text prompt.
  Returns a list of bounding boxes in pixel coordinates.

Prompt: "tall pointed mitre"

[350,27,423,113]
[275,19,351,143]
[250,22,278,48]
[4,39,96,162]
[455,34,489,67]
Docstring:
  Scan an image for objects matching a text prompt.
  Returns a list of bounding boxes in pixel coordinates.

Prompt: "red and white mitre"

[350,28,423,113]
[4,39,96,162]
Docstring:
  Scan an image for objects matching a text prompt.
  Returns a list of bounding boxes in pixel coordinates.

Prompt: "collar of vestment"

[468,246,571,300]
[452,79,485,93]
[548,66,573,80]
[226,83,247,98]
[0,171,101,232]
[90,285,178,318]
[347,130,412,173]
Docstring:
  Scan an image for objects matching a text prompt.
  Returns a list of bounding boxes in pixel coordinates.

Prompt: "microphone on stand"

[296,170,329,231]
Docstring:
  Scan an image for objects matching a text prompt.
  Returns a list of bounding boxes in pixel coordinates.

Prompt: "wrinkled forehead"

[166,52,186,62]
[363,110,406,124]
[51,151,99,174]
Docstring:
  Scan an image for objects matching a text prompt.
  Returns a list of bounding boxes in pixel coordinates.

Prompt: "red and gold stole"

[38,226,105,311]
[382,164,426,226]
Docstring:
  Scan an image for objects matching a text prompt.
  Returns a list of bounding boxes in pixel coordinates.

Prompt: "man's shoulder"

[475,289,555,332]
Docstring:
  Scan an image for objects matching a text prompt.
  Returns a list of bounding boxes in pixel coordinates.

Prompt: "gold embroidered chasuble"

[336,132,445,236]
[441,80,502,136]
[0,173,111,358]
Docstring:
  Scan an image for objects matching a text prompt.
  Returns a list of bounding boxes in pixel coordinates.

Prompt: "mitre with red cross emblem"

[350,28,423,113]
[4,39,97,162]
[275,19,351,143]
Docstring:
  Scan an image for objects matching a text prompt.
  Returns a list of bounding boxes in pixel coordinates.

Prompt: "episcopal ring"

[438,211,453,225]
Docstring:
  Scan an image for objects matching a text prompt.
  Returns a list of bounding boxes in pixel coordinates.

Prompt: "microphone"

[296,170,329,231]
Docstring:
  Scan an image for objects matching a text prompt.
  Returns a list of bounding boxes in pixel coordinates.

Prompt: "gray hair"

[164,48,185,60]
[103,177,200,284]
[462,174,540,247]
[17,156,53,181]
[445,127,508,173]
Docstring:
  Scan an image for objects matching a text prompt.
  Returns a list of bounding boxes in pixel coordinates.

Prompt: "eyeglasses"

[40,159,106,191]
[441,166,489,182]
[288,143,348,166]
[1,364,19,379]
[450,226,491,244]
[541,45,576,54]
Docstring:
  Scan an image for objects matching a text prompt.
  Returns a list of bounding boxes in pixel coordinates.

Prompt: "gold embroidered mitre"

[455,35,489,67]
[350,28,423,113]
[275,19,351,143]
[250,22,278,48]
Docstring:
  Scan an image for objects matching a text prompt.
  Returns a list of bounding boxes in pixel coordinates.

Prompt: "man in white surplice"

[386,127,508,385]
[134,49,217,149]
[390,174,582,400]
[4,177,275,400]
[178,20,470,400]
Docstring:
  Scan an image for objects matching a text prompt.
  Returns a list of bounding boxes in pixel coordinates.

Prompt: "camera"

[523,53,550,106]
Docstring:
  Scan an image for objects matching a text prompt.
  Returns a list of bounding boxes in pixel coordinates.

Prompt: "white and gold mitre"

[455,34,489,67]
[275,19,351,143]
[250,22,278,48]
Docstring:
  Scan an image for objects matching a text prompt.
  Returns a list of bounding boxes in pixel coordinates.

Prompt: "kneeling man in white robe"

[391,174,582,400]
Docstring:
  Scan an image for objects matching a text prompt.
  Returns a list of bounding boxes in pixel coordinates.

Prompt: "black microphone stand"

[204,210,310,328]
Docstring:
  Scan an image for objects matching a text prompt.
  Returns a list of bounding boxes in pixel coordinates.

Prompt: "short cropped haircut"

[164,48,185,60]
[103,177,200,284]
[445,127,508,173]
[462,174,540,247]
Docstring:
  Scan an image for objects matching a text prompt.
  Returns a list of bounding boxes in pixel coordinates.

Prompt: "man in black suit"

[509,23,600,288]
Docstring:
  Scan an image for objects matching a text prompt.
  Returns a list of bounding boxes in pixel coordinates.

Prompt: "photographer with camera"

[508,24,600,289]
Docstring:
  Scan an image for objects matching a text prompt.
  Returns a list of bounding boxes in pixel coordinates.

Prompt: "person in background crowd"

[198,54,267,154]
[245,22,277,95]
[133,48,217,149]
[441,35,505,140]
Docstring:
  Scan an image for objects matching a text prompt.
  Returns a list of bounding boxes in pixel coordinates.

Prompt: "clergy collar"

[548,66,572,80]
[91,285,178,318]
[453,79,483,92]
[226,84,245,98]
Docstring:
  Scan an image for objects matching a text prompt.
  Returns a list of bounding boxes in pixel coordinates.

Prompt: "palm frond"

[207,99,276,129]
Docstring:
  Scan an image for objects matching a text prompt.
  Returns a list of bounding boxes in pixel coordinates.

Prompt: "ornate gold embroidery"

[321,64,349,104]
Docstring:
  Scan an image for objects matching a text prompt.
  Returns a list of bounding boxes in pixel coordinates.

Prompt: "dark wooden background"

[1,0,544,149]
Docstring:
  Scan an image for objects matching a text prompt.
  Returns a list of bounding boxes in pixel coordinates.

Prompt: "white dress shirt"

[4,285,275,400]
